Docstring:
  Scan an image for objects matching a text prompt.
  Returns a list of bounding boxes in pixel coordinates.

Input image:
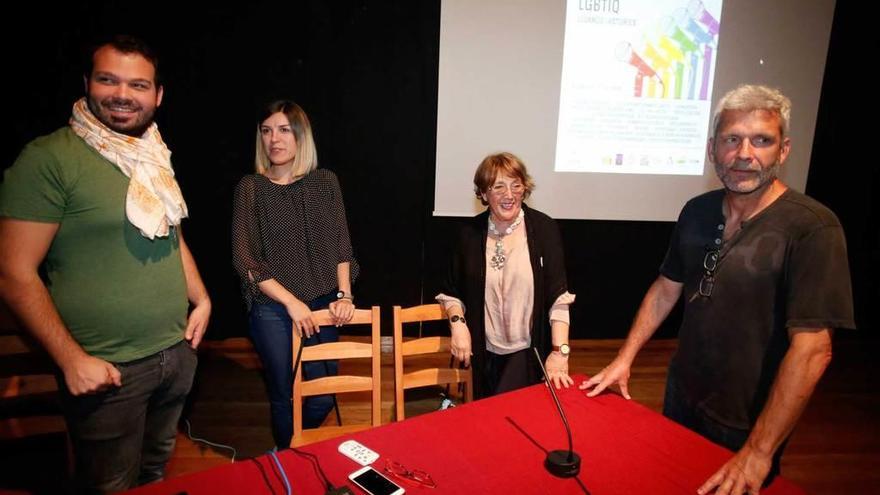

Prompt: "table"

[127,375,805,494]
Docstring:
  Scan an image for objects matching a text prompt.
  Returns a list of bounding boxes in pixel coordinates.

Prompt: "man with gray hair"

[580,84,854,494]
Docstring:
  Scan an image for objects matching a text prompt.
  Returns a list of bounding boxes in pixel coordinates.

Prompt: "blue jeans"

[58,340,197,494]
[663,372,784,486]
[249,294,339,448]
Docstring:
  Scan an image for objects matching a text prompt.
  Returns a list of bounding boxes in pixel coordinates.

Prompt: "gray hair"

[712,84,791,138]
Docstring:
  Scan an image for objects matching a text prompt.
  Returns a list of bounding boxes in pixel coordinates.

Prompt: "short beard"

[86,96,155,137]
[715,159,781,195]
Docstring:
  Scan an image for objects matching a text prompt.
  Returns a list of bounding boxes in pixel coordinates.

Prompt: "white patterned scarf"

[69,98,188,239]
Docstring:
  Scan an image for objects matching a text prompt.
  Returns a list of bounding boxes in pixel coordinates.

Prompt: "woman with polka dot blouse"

[232,100,359,449]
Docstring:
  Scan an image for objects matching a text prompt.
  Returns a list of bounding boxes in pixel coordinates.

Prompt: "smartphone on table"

[348,466,405,495]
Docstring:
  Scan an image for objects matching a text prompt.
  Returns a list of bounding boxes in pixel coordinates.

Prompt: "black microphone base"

[545,450,581,478]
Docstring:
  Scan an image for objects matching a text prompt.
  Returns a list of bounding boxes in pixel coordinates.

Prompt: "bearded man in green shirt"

[0,35,211,493]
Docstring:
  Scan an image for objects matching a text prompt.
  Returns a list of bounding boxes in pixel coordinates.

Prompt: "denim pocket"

[252,303,287,321]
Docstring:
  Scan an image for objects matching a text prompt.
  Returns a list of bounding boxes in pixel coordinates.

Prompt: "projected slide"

[437,0,831,220]
[555,0,722,175]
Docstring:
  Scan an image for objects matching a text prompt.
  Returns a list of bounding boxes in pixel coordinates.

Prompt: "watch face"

[337,291,344,299]
[560,344,570,355]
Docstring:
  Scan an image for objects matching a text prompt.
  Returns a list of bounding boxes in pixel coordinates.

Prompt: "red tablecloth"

[127,375,805,494]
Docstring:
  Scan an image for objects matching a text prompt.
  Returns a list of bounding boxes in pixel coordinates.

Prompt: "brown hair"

[473,152,535,205]
[254,100,318,177]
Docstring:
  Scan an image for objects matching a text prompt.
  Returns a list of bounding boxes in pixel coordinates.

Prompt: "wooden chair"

[393,304,472,421]
[0,308,73,490]
[0,335,66,440]
[291,306,381,447]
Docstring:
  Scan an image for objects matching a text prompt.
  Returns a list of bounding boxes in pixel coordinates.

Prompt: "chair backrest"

[0,299,67,440]
[0,335,66,441]
[0,305,73,487]
[392,304,473,421]
[291,306,381,447]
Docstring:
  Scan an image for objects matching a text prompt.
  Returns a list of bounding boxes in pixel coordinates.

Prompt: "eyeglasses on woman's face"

[488,180,525,197]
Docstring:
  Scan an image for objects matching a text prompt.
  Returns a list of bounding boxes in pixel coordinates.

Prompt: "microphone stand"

[533,347,581,478]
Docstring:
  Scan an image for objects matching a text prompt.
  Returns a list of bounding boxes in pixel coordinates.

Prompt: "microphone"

[532,347,581,478]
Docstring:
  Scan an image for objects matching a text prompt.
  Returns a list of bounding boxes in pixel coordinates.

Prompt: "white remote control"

[337,439,379,466]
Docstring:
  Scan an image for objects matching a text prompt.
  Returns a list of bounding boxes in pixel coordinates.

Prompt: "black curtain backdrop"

[3,1,875,340]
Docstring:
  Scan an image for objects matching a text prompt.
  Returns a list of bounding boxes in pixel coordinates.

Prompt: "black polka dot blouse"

[232,169,359,309]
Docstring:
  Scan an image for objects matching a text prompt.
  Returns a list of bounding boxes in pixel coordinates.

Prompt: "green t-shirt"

[0,127,188,362]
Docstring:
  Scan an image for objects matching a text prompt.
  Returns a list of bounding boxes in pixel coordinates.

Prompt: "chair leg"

[65,429,75,481]
[332,397,342,426]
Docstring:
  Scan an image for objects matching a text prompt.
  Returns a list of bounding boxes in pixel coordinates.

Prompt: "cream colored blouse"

[437,221,575,355]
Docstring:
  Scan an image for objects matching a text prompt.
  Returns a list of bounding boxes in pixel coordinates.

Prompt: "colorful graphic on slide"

[555,0,723,175]
[616,1,721,100]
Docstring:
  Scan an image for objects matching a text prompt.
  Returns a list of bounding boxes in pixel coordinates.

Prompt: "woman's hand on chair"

[328,298,355,327]
[286,298,317,337]
[450,324,472,367]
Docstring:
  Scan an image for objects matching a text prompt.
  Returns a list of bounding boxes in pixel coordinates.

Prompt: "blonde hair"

[473,152,535,205]
[254,100,318,177]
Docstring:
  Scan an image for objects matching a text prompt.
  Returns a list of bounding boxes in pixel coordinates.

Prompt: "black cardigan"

[441,204,570,399]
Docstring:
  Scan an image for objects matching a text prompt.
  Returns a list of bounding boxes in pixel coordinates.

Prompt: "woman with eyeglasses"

[437,152,575,398]
[232,100,359,449]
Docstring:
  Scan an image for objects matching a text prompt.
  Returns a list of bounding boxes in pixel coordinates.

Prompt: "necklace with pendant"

[487,209,524,270]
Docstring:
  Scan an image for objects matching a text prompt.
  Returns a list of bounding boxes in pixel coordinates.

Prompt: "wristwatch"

[552,343,571,357]
[336,291,354,302]
[449,314,467,325]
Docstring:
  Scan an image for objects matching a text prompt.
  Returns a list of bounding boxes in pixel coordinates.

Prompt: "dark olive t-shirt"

[0,127,188,362]
[660,188,855,429]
